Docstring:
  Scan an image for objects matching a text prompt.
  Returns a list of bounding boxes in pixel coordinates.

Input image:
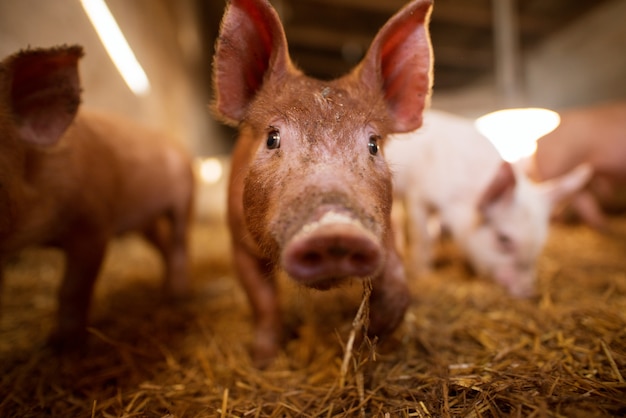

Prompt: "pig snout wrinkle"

[282,220,383,287]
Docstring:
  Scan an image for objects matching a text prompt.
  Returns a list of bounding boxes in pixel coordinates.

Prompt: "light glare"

[475,108,560,163]
[81,0,150,96]
[199,158,223,184]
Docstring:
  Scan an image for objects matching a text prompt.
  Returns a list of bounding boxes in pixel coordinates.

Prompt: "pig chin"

[280,207,385,290]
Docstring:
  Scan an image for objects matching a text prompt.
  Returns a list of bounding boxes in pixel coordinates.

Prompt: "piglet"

[524,102,626,230]
[0,46,195,349]
[212,0,433,365]
[386,110,591,297]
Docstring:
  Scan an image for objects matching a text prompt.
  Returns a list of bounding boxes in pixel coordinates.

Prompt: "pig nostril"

[301,251,322,265]
[351,252,369,264]
[283,220,384,284]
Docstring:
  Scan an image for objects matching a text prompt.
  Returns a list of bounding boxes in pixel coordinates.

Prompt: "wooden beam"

[290,0,555,34]
[293,0,406,15]
[434,45,493,71]
[285,26,372,54]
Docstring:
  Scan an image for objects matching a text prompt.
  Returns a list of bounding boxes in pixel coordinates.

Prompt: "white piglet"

[385,110,591,297]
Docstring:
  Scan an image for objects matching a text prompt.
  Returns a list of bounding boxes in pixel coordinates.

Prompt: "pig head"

[386,110,591,298]
[213,0,433,365]
[0,46,194,349]
[467,161,591,297]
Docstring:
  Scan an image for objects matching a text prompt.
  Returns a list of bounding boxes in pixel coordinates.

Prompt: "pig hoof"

[46,329,88,354]
[250,330,281,368]
[161,284,192,304]
[251,342,280,369]
[166,276,192,299]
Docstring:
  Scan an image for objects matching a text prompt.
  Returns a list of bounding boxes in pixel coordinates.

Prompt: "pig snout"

[492,265,536,298]
[282,210,384,289]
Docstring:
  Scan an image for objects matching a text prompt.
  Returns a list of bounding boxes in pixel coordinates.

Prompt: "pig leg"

[391,198,408,260]
[49,234,108,350]
[165,213,191,297]
[234,246,281,368]
[143,209,191,298]
[368,236,410,339]
[0,265,4,318]
[404,189,433,277]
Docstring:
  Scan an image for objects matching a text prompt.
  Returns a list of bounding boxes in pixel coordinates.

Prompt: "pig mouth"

[281,210,384,289]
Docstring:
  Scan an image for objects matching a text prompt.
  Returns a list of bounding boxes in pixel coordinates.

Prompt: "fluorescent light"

[81,0,150,96]
[475,108,560,162]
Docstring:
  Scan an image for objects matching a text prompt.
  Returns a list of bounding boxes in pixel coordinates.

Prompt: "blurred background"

[2,0,625,157]
[3,4,626,415]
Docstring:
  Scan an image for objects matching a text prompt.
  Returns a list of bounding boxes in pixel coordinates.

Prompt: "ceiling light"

[81,0,150,96]
[475,108,560,162]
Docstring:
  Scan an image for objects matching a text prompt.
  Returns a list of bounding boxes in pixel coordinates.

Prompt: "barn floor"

[1,216,626,417]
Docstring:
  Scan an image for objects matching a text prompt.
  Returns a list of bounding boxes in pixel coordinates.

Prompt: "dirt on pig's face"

[240,74,394,285]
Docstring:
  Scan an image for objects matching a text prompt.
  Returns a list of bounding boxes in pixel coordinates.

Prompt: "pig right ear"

[357,0,433,133]
[5,46,83,146]
[478,161,517,212]
[539,163,593,207]
[212,0,294,126]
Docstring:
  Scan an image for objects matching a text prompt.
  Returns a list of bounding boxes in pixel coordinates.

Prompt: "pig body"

[213,0,433,365]
[526,102,626,229]
[0,47,194,348]
[386,110,591,297]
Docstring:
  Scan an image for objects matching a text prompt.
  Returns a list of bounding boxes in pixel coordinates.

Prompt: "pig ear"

[212,0,293,126]
[478,161,517,211]
[539,163,593,206]
[6,46,83,146]
[357,0,433,133]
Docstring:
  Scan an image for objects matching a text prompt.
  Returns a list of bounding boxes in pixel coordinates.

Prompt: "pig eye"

[497,232,513,251]
[368,135,380,156]
[266,128,281,150]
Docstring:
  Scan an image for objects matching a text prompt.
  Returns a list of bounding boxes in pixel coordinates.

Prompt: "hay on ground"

[1,217,626,417]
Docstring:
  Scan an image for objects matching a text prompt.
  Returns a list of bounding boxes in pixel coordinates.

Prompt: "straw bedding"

[1,217,625,417]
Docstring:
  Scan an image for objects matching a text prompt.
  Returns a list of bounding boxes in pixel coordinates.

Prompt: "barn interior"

[1,0,625,416]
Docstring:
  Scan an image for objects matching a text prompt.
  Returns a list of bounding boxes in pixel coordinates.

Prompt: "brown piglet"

[212,0,433,365]
[0,46,195,349]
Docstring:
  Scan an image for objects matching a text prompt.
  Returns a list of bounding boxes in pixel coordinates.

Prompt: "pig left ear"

[478,161,517,212]
[539,163,593,206]
[5,45,83,146]
[212,0,294,126]
[357,0,433,133]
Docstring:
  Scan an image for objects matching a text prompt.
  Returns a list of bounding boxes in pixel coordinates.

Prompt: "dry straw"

[1,218,626,417]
